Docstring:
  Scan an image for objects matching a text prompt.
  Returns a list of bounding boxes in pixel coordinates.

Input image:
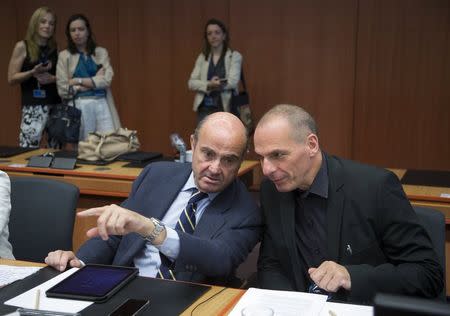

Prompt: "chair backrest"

[9,177,79,263]
[413,206,447,300]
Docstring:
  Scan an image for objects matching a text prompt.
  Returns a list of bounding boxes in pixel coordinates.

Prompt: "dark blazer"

[77,161,262,285]
[257,153,443,303]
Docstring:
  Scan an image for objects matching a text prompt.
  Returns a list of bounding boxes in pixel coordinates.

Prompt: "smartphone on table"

[108,299,150,316]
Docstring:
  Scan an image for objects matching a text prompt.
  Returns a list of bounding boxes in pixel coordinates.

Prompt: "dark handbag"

[231,67,254,133]
[46,100,81,144]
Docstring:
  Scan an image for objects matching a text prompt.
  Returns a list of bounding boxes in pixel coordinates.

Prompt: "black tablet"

[46,265,138,302]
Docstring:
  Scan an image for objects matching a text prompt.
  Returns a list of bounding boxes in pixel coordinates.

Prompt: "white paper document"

[5,268,92,313]
[229,287,328,316]
[0,265,42,287]
[319,301,373,316]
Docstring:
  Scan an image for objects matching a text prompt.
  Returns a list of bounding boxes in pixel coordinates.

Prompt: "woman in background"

[188,18,242,122]
[8,7,61,148]
[56,14,120,141]
[0,171,14,259]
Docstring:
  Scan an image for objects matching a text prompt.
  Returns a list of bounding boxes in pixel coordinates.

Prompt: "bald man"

[254,104,443,303]
[46,112,262,285]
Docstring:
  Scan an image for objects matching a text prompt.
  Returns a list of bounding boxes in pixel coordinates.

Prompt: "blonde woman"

[8,7,61,148]
[56,14,120,142]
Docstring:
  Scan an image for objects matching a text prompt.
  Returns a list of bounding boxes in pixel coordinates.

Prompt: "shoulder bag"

[78,128,140,161]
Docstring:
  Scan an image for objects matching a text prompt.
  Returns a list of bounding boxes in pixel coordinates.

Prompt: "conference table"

[0,259,245,315]
[0,259,373,316]
[0,149,261,252]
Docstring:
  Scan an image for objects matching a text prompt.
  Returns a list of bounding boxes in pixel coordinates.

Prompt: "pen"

[34,289,40,310]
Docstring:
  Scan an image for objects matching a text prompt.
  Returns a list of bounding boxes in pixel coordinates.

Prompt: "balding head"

[190,112,248,193]
[257,104,318,143]
[194,112,248,157]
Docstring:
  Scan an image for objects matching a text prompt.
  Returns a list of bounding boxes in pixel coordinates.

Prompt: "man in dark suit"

[254,104,443,303]
[46,112,262,285]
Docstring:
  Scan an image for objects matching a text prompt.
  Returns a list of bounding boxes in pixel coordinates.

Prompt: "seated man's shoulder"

[142,161,186,173]
[330,155,393,183]
[137,161,190,184]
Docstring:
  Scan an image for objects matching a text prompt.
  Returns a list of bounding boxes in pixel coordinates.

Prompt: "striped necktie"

[157,189,207,280]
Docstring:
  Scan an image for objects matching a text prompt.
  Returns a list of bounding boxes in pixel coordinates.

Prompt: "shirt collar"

[297,153,329,199]
[182,172,219,201]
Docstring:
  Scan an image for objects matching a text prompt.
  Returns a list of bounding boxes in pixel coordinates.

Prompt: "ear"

[306,133,320,157]
[190,134,196,150]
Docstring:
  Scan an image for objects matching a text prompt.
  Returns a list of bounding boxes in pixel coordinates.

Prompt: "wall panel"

[0,1,21,145]
[0,0,448,170]
[353,0,450,169]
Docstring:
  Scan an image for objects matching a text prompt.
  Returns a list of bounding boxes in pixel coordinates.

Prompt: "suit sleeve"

[56,51,71,99]
[76,164,154,264]
[91,47,113,89]
[0,172,11,236]
[224,51,242,91]
[188,54,208,93]
[346,172,444,302]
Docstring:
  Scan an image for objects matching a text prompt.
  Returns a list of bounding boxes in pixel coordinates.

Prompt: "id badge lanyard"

[33,81,46,99]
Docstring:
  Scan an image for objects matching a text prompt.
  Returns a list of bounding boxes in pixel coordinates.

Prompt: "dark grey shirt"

[294,154,329,284]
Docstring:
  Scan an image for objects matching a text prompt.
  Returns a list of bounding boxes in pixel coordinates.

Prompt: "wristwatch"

[142,217,165,243]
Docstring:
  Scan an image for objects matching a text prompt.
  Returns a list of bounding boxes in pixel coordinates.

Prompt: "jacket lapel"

[279,191,306,290]
[194,179,235,238]
[68,53,80,76]
[325,154,345,262]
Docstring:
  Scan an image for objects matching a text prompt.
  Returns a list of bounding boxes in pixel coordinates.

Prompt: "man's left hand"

[308,261,351,292]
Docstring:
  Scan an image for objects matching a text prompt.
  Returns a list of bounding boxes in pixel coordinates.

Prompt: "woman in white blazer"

[0,171,14,259]
[56,14,120,142]
[188,19,242,122]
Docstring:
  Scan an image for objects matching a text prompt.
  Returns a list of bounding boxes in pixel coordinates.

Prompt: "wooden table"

[0,149,261,252]
[390,169,450,296]
[0,149,260,198]
[0,259,243,315]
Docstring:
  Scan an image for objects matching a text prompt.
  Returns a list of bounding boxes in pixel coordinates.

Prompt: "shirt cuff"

[154,227,180,260]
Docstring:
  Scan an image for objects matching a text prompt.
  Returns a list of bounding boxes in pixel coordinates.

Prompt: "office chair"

[8,177,79,263]
[413,206,447,301]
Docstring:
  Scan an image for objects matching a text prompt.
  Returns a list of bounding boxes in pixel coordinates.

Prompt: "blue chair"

[9,177,79,263]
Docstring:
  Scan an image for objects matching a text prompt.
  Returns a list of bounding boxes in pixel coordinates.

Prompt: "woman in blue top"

[188,19,243,122]
[56,14,120,141]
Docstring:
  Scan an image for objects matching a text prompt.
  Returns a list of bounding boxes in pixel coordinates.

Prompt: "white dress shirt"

[134,172,217,277]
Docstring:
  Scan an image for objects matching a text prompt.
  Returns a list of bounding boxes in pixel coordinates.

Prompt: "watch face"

[144,218,165,243]
[151,218,163,227]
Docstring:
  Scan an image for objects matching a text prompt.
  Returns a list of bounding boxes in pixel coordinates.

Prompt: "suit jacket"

[77,161,262,285]
[188,49,242,112]
[56,47,121,130]
[257,153,443,303]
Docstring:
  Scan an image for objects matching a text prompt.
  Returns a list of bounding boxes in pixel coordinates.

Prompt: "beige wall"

[1,0,448,170]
